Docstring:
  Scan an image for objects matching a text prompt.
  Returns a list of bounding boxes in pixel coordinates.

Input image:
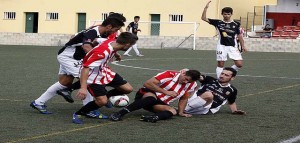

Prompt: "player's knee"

[94,96,108,106]
[168,108,177,115]
[122,85,133,94]
[201,92,214,102]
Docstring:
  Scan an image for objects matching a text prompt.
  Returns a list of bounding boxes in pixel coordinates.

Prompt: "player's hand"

[232,110,246,115]
[241,47,247,53]
[137,29,142,32]
[178,113,192,117]
[205,1,211,8]
[77,88,87,100]
[166,91,178,97]
[115,53,122,61]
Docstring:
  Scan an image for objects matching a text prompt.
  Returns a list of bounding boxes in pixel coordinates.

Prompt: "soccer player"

[30,15,125,118]
[202,1,246,78]
[72,32,138,124]
[110,69,201,123]
[123,16,144,57]
[184,67,246,115]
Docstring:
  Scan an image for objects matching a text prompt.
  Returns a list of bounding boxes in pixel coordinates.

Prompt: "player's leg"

[184,91,213,115]
[56,80,80,103]
[110,89,158,121]
[216,45,228,78]
[123,46,133,56]
[140,104,176,123]
[72,84,108,124]
[132,43,143,56]
[228,46,243,71]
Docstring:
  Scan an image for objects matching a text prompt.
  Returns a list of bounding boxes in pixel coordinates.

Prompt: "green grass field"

[0,45,299,143]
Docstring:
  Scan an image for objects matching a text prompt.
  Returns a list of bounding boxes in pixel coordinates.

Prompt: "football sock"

[119,96,157,116]
[82,93,94,106]
[70,80,81,91]
[75,101,99,115]
[216,67,223,79]
[231,64,240,71]
[154,111,173,120]
[107,89,124,98]
[35,82,67,105]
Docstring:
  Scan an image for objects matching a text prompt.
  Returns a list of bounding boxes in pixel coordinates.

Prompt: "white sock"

[231,65,240,71]
[132,44,140,55]
[216,67,224,79]
[82,92,94,106]
[185,96,206,111]
[35,82,67,105]
[124,47,133,55]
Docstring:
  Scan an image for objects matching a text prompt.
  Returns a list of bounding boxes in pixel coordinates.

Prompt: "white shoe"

[137,54,144,57]
[123,54,132,56]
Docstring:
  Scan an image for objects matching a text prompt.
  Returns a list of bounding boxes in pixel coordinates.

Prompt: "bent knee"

[168,108,177,115]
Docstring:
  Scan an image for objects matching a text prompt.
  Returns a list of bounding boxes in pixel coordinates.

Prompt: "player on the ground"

[110,69,200,123]
[184,67,246,115]
[123,16,144,57]
[30,15,125,118]
[72,32,138,124]
[202,1,246,78]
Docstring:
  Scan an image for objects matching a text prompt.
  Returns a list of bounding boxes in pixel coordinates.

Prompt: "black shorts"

[87,73,127,97]
[135,87,168,112]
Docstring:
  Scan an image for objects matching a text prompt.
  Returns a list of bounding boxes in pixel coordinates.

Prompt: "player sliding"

[202,1,246,78]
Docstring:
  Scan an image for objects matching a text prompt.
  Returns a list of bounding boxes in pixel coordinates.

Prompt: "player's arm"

[237,34,246,52]
[201,1,211,23]
[77,67,89,100]
[114,52,122,61]
[143,77,178,97]
[228,102,246,115]
[178,93,192,117]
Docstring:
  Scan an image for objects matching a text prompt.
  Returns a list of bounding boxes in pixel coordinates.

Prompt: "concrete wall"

[0,32,299,53]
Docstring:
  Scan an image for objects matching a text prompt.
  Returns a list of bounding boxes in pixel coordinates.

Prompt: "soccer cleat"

[85,110,109,119]
[137,54,144,57]
[110,112,122,121]
[105,101,113,108]
[30,101,52,114]
[140,115,159,123]
[72,113,83,124]
[123,54,132,56]
[56,89,74,103]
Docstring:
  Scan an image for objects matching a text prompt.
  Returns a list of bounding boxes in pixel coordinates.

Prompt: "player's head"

[178,69,201,84]
[101,17,125,37]
[108,13,126,22]
[109,12,114,15]
[134,16,140,22]
[219,67,237,83]
[116,32,138,50]
[221,7,233,21]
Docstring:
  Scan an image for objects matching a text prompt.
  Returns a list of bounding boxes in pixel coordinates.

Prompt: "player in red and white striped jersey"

[72,32,138,124]
[110,69,201,123]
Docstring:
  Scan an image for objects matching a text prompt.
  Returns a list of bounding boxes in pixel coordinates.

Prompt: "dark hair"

[134,16,140,19]
[108,13,126,22]
[102,17,125,28]
[221,7,233,14]
[116,32,138,45]
[223,67,237,77]
[185,70,201,81]
[109,12,114,15]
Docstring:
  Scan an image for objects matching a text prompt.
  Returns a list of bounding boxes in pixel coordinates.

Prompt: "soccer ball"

[109,95,130,107]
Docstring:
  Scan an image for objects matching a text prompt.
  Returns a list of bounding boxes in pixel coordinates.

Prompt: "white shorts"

[57,47,82,78]
[216,45,243,61]
[184,93,212,115]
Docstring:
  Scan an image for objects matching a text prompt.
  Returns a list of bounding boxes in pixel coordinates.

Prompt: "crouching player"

[184,67,246,115]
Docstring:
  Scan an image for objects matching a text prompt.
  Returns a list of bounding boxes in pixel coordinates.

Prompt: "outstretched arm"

[229,102,246,115]
[201,1,211,22]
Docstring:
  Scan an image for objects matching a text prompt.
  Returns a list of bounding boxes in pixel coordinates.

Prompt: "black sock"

[70,80,81,91]
[75,101,99,115]
[107,89,124,98]
[154,111,174,120]
[119,96,157,116]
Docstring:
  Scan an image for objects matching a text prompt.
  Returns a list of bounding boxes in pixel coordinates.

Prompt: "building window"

[169,14,183,22]
[46,12,59,20]
[4,12,16,20]
[102,13,109,20]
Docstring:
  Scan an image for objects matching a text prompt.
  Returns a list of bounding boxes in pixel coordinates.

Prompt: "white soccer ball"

[109,95,130,107]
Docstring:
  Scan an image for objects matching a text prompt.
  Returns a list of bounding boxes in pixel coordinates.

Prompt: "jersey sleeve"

[200,75,216,85]
[82,49,105,68]
[208,19,219,27]
[227,87,237,104]
[235,22,241,35]
[82,29,97,44]
[127,22,134,29]
[187,82,198,93]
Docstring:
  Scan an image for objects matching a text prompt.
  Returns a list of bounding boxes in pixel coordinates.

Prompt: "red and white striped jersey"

[154,70,198,105]
[82,39,117,85]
